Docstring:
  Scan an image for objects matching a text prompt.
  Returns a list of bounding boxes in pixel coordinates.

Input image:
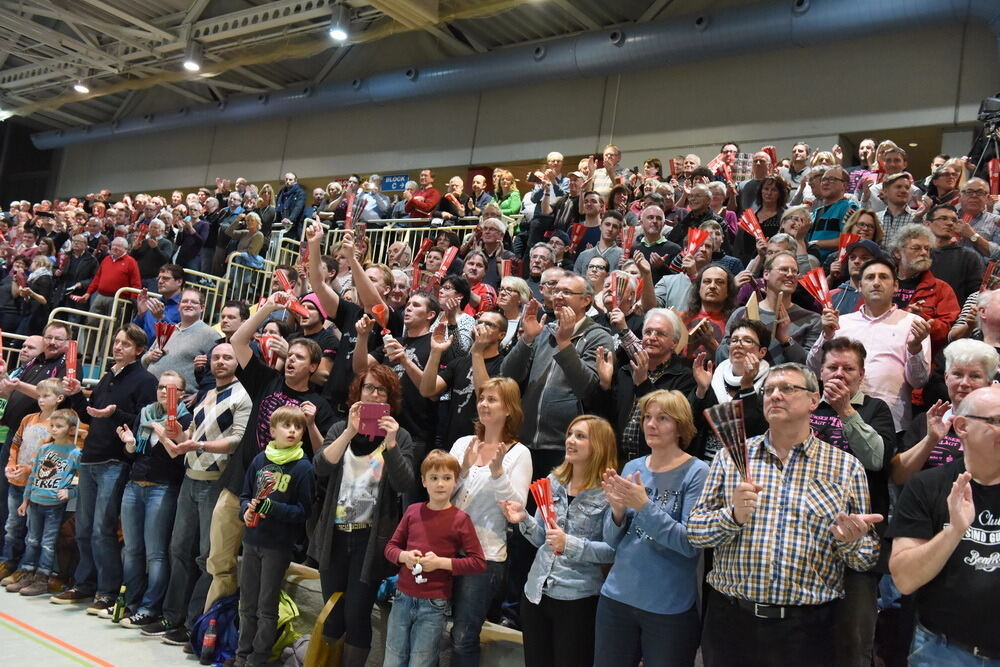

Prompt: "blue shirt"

[133,293,181,347]
[25,442,81,506]
[601,455,708,614]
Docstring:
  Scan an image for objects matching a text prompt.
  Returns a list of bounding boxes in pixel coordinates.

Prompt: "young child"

[0,377,65,584]
[233,406,314,667]
[383,449,486,667]
[5,409,81,596]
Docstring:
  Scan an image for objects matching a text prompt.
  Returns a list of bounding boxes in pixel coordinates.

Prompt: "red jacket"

[896,270,959,352]
[405,187,441,218]
[86,253,141,297]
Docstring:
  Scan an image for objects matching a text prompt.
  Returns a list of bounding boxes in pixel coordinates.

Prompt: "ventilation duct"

[31,0,1000,150]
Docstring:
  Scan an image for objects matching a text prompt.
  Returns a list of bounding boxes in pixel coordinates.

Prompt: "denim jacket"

[519,475,614,604]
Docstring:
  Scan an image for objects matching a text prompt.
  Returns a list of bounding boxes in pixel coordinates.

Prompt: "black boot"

[341,643,369,667]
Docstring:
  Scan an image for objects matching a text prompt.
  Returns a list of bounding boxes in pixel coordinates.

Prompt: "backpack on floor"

[191,592,241,665]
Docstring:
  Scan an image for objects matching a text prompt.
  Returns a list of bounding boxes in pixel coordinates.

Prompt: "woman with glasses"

[496,276,531,350]
[584,256,610,310]
[112,370,193,628]
[448,377,531,667]
[826,208,884,282]
[595,390,708,667]
[891,339,999,484]
[313,365,417,667]
[924,162,963,207]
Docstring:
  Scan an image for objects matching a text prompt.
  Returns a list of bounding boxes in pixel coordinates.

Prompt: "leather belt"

[335,522,371,532]
[722,593,832,620]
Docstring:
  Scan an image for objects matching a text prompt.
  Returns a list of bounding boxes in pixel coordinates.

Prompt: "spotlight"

[329,3,350,42]
[73,80,90,94]
[183,42,203,72]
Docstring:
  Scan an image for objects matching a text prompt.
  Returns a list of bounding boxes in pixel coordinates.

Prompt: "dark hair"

[821,337,867,364]
[288,336,322,365]
[348,363,403,413]
[690,166,714,180]
[117,323,148,352]
[320,255,338,273]
[436,230,460,248]
[642,193,666,208]
[859,257,898,282]
[439,275,471,309]
[44,321,72,340]
[686,263,736,317]
[721,142,740,152]
[754,175,791,210]
[644,157,663,177]
[601,209,625,225]
[159,263,185,282]
[608,185,630,208]
[275,265,298,285]
[262,319,293,338]
[410,290,442,319]
[729,318,771,350]
[222,299,250,320]
[582,190,602,202]
[926,203,958,221]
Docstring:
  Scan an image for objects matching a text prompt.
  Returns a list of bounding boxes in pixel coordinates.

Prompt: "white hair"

[944,338,1000,380]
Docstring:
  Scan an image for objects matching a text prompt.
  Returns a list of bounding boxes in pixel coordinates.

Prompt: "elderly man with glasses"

[690,362,881,667]
[956,177,1000,260]
[890,224,960,353]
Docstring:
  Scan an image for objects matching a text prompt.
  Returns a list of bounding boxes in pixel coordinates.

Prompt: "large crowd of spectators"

[0,137,999,667]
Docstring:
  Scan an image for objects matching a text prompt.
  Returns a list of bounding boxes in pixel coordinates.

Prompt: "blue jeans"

[384,591,450,667]
[451,560,506,667]
[121,481,178,615]
[909,624,1000,666]
[594,595,700,667]
[163,476,219,627]
[21,502,66,575]
[1,484,26,564]
[73,461,128,596]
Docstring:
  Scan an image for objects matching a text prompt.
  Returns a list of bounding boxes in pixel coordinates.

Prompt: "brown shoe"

[5,570,34,593]
[19,573,50,597]
[50,587,94,605]
[48,576,66,594]
[0,561,16,581]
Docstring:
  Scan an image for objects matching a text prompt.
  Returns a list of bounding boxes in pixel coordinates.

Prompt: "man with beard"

[718,251,822,365]
[275,172,306,233]
[418,310,507,446]
[890,224,960,352]
[829,239,880,314]
[467,174,494,217]
[808,257,931,432]
[436,176,473,221]
[652,234,716,310]
[926,204,984,306]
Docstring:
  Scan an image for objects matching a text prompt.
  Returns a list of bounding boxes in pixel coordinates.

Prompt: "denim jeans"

[909,624,1000,666]
[121,480,179,615]
[594,595,700,667]
[383,591,450,667]
[1,484,26,564]
[237,543,293,667]
[73,461,129,596]
[163,477,220,627]
[21,502,66,575]
[451,560,506,667]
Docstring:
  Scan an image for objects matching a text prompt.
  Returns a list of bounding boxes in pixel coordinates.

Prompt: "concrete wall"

[54,21,1000,195]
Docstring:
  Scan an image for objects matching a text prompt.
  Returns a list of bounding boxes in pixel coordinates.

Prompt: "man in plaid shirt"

[689,362,882,667]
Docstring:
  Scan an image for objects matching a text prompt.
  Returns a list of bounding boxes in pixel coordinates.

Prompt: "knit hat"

[300,292,326,319]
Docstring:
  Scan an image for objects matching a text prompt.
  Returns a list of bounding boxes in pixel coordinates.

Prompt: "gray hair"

[404,180,418,191]
[530,242,555,261]
[767,362,819,393]
[482,217,507,235]
[706,181,727,197]
[944,338,1000,380]
[769,233,797,251]
[110,236,129,250]
[890,223,935,254]
[979,289,998,309]
[644,308,684,345]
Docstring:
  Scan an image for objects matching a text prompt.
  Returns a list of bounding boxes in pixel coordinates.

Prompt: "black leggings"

[520,593,599,667]
[319,528,381,649]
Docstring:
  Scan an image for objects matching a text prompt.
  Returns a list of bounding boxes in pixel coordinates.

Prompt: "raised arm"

[304,220,340,319]
[231,292,284,368]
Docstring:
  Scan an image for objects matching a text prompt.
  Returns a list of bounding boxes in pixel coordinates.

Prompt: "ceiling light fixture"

[329,3,350,42]
[908,142,918,147]
[183,41,203,72]
[73,80,90,94]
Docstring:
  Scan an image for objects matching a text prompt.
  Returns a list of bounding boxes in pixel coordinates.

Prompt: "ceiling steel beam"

[75,0,176,42]
[550,0,601,30]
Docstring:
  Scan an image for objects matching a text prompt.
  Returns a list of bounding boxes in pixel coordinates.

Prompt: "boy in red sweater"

[384,450,485,667]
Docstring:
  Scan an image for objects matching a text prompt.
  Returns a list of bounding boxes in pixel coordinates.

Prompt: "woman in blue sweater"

[595,390,709,667]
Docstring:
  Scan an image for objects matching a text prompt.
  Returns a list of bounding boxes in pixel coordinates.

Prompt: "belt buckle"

[754,603,784,620]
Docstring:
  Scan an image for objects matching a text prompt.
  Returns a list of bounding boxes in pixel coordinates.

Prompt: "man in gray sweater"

[143,288,220,391]
[501,271,612,475]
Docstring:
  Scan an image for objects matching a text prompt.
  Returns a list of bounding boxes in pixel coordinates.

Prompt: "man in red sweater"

[72,236,141,316]
[404,169,442,220]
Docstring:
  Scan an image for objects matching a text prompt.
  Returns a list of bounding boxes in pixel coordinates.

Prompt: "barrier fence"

[47,307,116,386]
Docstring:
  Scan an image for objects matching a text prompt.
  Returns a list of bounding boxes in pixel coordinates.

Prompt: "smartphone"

[527,171,543,184]
[358,402,391,439]
[594,154,604,169]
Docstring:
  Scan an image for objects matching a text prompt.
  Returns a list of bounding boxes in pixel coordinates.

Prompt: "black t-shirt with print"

[899,418,963,470]
[372,332,450,446]
[888,459,1000,653]
[326,300,403,411]
[438,352,504,447]
[220,354,335,495]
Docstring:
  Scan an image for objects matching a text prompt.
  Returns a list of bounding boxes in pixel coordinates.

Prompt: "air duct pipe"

[30,0,1000,150]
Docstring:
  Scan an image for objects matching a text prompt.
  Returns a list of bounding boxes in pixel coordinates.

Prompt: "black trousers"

[319,528,381,650]
[520,593,599,667]
[701,588,835,667]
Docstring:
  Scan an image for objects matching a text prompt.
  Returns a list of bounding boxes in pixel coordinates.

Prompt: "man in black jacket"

[809,337,896,667]
[56,234,99,307]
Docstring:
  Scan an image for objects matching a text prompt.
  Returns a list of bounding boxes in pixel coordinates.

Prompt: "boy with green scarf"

[235,406,314,667]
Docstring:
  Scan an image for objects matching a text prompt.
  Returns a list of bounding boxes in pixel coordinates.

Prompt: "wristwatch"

[196,444,206,456]
[970,232,982,243]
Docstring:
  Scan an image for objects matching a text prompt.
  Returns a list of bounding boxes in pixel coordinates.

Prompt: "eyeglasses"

[904,245,932,254]
[760,383,812,397]
[541,280,560,287]
[551,288,585,297]
[498,286,519,294]
[642,328,671,339]
[362,383,388,396]
[929,217,958,223]
[768,267,798,276]
[482,227,502,234]
[730,336,761,347]
[156,384,177,391]
[852,222,875,230]
[963,189,989,197]
[587,264,609,271]
[964,414,1000,428]
[820,177,848,184]
[475,319,502,330]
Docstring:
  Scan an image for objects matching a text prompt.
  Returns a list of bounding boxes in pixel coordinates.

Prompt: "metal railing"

[0,330,29,373]
[47,307,116,386]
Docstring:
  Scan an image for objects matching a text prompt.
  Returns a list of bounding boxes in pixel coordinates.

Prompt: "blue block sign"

[381,174,409,192]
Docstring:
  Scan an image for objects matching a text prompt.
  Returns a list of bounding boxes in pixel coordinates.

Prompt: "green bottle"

[111,584,127,623]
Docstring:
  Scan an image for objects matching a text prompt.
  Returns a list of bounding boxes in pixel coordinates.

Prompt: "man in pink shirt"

[807,257,931,431]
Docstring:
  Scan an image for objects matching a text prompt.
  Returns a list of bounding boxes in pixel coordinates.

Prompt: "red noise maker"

[66,341,78,381]
[837,233,862,264]
[371,303,389,332]
[707,153,725,174]
[413,238,434,267]
[981,261,1000,292]
[274,271,309,317]
[761,145,778,169]
[136,223,148,244]
[259,335,277,366]
[154,321,176,350]
[685,227,710,256]
[704,400,752,484]
[343,192,357,230]
[799,267,833,310]
[412,267,423,291]
[569,223,587,249]
[738,209,766,243]
[15,271,26,289]
[445,192,461,210]
[501,259,513,278]
[668,157,682,179]
[620,226,637,256]
[246,468,279,528]
[989,159,1000,196]
[57,252,70,273]
[436,246,459,279]
[166,385,179,434]
[299,238,310,266]
[529,478,561,555]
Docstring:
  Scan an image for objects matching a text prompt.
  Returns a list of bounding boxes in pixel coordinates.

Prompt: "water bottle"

[200,618,217,665]
[111,585,127,622]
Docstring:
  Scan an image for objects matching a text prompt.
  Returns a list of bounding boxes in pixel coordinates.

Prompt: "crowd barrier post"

[224,255,278,305]
[182,268,231,324]
[47,307,117,387]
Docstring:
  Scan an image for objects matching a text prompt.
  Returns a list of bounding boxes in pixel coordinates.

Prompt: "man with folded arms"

[889,385,1000,665]
[689,363,881,667]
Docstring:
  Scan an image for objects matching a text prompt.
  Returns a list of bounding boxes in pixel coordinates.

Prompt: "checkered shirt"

[185,380,253,474]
